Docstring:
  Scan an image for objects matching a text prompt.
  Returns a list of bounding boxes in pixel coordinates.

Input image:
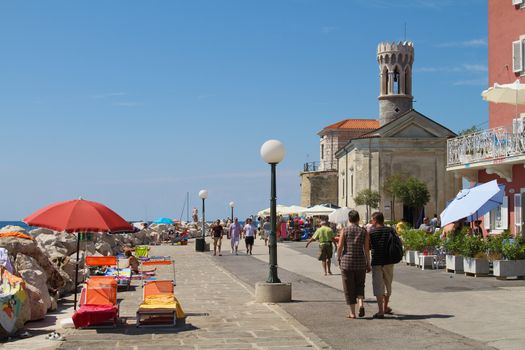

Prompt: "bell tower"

[377,41,414,126]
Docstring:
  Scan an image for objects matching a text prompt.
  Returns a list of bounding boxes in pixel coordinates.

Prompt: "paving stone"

[7,244,327,350]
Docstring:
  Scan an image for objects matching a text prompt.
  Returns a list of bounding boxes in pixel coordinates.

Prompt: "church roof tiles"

[323,118,380,131]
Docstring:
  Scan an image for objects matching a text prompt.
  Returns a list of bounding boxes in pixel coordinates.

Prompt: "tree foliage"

[398,177,430,209]
[458,125,481,136]
[354,189,381,209]
[384,174,407,220]
[383,173,406,199]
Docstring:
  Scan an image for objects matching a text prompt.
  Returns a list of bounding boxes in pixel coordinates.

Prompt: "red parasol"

[23,198,132,309]
[24,198,132,233]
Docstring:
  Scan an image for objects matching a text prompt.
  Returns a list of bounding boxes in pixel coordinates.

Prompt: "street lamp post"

[229,201,235,223]
[196,189,208,252]
[260,139,285,283]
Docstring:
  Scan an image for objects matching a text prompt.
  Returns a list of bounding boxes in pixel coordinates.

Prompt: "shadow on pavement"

[89,323,199,335]
[393,313,454,320]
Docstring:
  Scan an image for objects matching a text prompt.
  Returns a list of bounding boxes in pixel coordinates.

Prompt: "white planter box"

[493,259,525,278]
[446,255,464,273]
[405,250,419,266]
[463,257,489,276]
[419,255,435,270]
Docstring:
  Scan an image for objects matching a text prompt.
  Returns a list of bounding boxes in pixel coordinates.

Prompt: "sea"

[0,221,35,230]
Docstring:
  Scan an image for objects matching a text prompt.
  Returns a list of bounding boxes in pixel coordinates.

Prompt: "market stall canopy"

[257,205,288,217]
[328,207,352,226]
[279,205,307,216]
[440,180,505,227]
[302,205,336,216]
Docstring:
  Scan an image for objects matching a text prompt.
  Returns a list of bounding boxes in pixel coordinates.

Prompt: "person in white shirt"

[242,218,257,255]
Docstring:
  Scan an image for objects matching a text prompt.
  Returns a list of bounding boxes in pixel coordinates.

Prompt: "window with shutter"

[497,196,509,230]
[484,211,491,230]
[514,193,522,233]
[513,40,523,73]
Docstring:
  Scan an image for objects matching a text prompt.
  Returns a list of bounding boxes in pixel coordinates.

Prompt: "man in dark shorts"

[306,221,336,275]
[211,219,224,256]
[242,218,257,255]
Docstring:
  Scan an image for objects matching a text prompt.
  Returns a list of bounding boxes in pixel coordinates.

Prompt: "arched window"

[393,66,401,94]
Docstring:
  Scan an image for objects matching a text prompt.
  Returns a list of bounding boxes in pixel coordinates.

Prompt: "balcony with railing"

[447,127,525,170]
[303,160,338,172]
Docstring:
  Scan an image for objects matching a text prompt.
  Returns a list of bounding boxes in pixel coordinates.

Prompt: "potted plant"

[493,236,525,279]
[418,231,442,269]
[462,235,489,276]
[444,229,466,274]
[401,229,425,266]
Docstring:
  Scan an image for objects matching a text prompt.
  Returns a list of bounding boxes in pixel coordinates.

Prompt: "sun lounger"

[136,280,185,328]
[139,258,174,286]
[72,277,119,328]
[85,256,131,290]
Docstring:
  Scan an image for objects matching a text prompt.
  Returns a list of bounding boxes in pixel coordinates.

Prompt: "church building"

[335,41,460,222]
[300,41,460,223]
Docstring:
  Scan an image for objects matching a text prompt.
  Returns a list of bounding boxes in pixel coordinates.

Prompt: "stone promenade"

[2,243,329,350]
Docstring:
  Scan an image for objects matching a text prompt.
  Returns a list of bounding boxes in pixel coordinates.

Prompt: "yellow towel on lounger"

[139,294,185,318]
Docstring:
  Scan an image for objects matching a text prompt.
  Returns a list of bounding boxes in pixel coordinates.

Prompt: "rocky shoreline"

[0,221,208,336]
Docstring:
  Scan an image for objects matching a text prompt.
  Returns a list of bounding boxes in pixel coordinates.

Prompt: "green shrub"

[443,229,466,256]
[423,231,442,251]
[401,229,427,251]
[486,235,504,261]
[501,239,525,260]
[461,235,487,259]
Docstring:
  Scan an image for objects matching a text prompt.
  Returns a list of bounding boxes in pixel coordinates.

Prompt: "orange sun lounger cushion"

[85,256,117,267]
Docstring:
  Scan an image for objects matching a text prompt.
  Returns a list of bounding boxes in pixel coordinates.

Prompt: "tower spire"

[377,41,414,126]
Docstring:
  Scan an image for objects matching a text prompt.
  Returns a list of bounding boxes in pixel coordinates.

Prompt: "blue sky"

[0,0,488,221]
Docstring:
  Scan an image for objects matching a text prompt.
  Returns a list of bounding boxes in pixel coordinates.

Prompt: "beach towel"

[104,268,131,279]
[0,248,14,273]
[0,232,33,241]
[139,294,185,318]
[72,304,118,328]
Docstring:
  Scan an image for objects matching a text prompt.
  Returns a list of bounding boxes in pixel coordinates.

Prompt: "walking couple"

[228,217,256,255]
[336,210,395,319]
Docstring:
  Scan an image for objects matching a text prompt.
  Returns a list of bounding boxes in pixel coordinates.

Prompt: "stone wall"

[300,170,338,207]
[337,138,460,223]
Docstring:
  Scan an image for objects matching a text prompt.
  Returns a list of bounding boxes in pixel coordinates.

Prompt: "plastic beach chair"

[139,257,175,286]
[136,280,186,328]
[134,245,150,260]
[85,255,131,290]
[72,277,119,328]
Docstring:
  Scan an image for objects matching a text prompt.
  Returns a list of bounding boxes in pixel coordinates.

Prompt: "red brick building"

[447,1,525,234]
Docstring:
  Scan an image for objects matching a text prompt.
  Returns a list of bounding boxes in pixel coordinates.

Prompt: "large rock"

[35,232,77,257]
[24,284,48,321]
[79,241,96,255]
[28,227,54,238]
[95,242,112,256]
[0,236,65,291]
[0,225,27,233]
[14,255,52,314]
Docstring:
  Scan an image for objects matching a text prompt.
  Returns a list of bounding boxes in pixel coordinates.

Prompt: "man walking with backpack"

[369,211,399,319]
